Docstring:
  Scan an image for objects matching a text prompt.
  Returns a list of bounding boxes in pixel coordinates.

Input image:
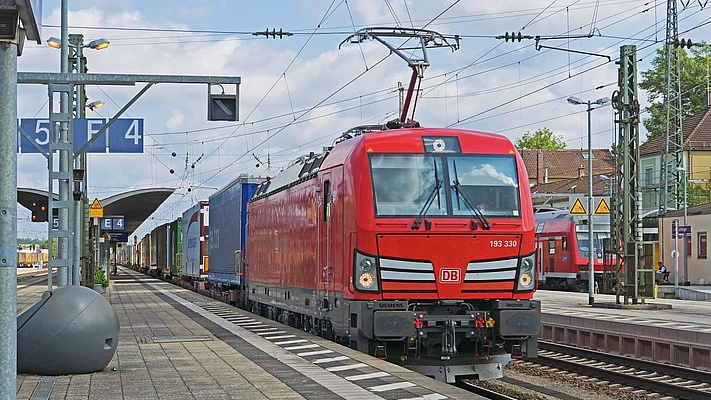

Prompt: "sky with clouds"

[14,0,711,239]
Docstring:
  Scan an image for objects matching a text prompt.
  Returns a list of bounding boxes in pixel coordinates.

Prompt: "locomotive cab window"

[448,155,520,217]
[576,228,610,259]
[369,153,521,218]
[370,154,446,217]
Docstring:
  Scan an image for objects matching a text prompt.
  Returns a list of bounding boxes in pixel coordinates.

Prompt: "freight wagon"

[208,174,263,289]
[182,201,209,279]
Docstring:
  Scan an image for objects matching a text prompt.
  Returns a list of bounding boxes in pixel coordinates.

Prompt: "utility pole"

[0,0,41,396]
[48,0,74,288]
[70,33,87,286]
[0,9,19,398]
[613,45,650,304]
[660,0,685,284]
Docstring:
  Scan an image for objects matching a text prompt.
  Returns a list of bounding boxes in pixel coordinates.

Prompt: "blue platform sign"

[18,118,143,154]
[109,232,129,243]
[678,225,692,234]
[101,217,125,231]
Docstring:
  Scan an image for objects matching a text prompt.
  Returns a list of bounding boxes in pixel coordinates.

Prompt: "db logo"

[439,268,461,283]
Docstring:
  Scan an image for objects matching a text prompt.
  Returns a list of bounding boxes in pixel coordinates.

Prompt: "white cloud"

[165,110,187,131]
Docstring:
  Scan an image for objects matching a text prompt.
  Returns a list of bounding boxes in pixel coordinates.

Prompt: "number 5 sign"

[17,118,143,154]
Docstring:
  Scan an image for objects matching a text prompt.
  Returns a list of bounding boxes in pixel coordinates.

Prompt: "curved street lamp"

[568,95,610,306]
[46,34,110,287]
[47,36,110,50]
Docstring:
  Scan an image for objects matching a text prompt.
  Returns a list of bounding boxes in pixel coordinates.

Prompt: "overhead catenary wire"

[42,1,707,237]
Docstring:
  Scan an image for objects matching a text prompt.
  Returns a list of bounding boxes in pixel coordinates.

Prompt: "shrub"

[94,267,109,287]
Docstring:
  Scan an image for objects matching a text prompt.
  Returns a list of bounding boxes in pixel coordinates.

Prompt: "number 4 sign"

[101,216,125,231]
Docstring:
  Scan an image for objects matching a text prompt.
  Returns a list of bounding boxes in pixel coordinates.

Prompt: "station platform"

[16,267,477,400]
[535,289,711,371]
[658,283,711,301]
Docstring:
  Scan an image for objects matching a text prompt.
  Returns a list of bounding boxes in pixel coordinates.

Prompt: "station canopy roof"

[17,187,175,237]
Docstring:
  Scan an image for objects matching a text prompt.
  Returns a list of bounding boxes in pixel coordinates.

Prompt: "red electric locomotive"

[246,125,540,382]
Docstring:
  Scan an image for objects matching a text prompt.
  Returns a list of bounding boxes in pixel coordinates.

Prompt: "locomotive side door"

[319,173,334,311]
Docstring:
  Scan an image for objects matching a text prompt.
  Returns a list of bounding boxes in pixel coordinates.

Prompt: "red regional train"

[245,124,540,382]
[534,209,614,292]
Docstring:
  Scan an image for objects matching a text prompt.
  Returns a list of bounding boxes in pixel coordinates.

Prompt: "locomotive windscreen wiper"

[412,160,441,230]
[451,160,490,230]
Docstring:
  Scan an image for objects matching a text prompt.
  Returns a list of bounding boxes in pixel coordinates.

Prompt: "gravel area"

[467,360,670,400]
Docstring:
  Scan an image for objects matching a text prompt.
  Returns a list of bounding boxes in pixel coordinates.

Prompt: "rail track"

[17,271,50,288]
[458,341,711,399]
[531,341,711,399]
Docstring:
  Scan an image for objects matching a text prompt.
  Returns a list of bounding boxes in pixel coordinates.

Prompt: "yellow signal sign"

[569,198,587,215]
[89,197,104,218]
[594,198,610,215]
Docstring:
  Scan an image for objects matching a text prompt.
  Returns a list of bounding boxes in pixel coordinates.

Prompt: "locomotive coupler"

[441,319,458,359]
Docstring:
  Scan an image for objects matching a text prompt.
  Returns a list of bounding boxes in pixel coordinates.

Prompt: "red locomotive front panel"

[375,234,526,299]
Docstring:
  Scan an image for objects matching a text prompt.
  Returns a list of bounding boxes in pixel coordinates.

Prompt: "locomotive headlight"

[354,251,379,292]
[358,272,376,288]
[521,257,533,272]
[360,258,374,271]
[519,272,533,287]
[516,253,536,292]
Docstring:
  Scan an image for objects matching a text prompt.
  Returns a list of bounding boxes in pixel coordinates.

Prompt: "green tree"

[688,182,711,206]
[639,43,711,139]
[515,127,566,149]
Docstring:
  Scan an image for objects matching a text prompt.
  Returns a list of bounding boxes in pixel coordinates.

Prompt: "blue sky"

[15,1,711,239]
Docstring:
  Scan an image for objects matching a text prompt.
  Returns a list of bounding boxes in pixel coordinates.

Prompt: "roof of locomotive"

[252,125,518,200]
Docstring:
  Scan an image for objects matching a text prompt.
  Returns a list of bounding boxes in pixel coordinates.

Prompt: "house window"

[698,232,707,259]
[645,166,653,187]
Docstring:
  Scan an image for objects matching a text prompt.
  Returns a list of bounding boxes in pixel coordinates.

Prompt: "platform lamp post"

[47,35,109,286]
[676,166,689,285]
[673,218,680,292]
[568,95,610,306]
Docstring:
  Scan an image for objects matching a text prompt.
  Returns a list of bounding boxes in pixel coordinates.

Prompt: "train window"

[369,154,446,217]
[323,180,331,222]
[548,238,556,254]
[561,237,568,251]
[448,155,521,218]
[577,231,590,257]
[577,230,609,259]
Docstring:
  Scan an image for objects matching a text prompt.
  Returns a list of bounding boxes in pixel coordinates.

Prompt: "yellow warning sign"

[569,198,587,215]
[594,198,610,215]
[89,198,103,218]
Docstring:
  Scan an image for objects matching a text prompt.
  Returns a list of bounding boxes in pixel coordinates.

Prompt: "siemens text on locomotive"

[130,124,541,382]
